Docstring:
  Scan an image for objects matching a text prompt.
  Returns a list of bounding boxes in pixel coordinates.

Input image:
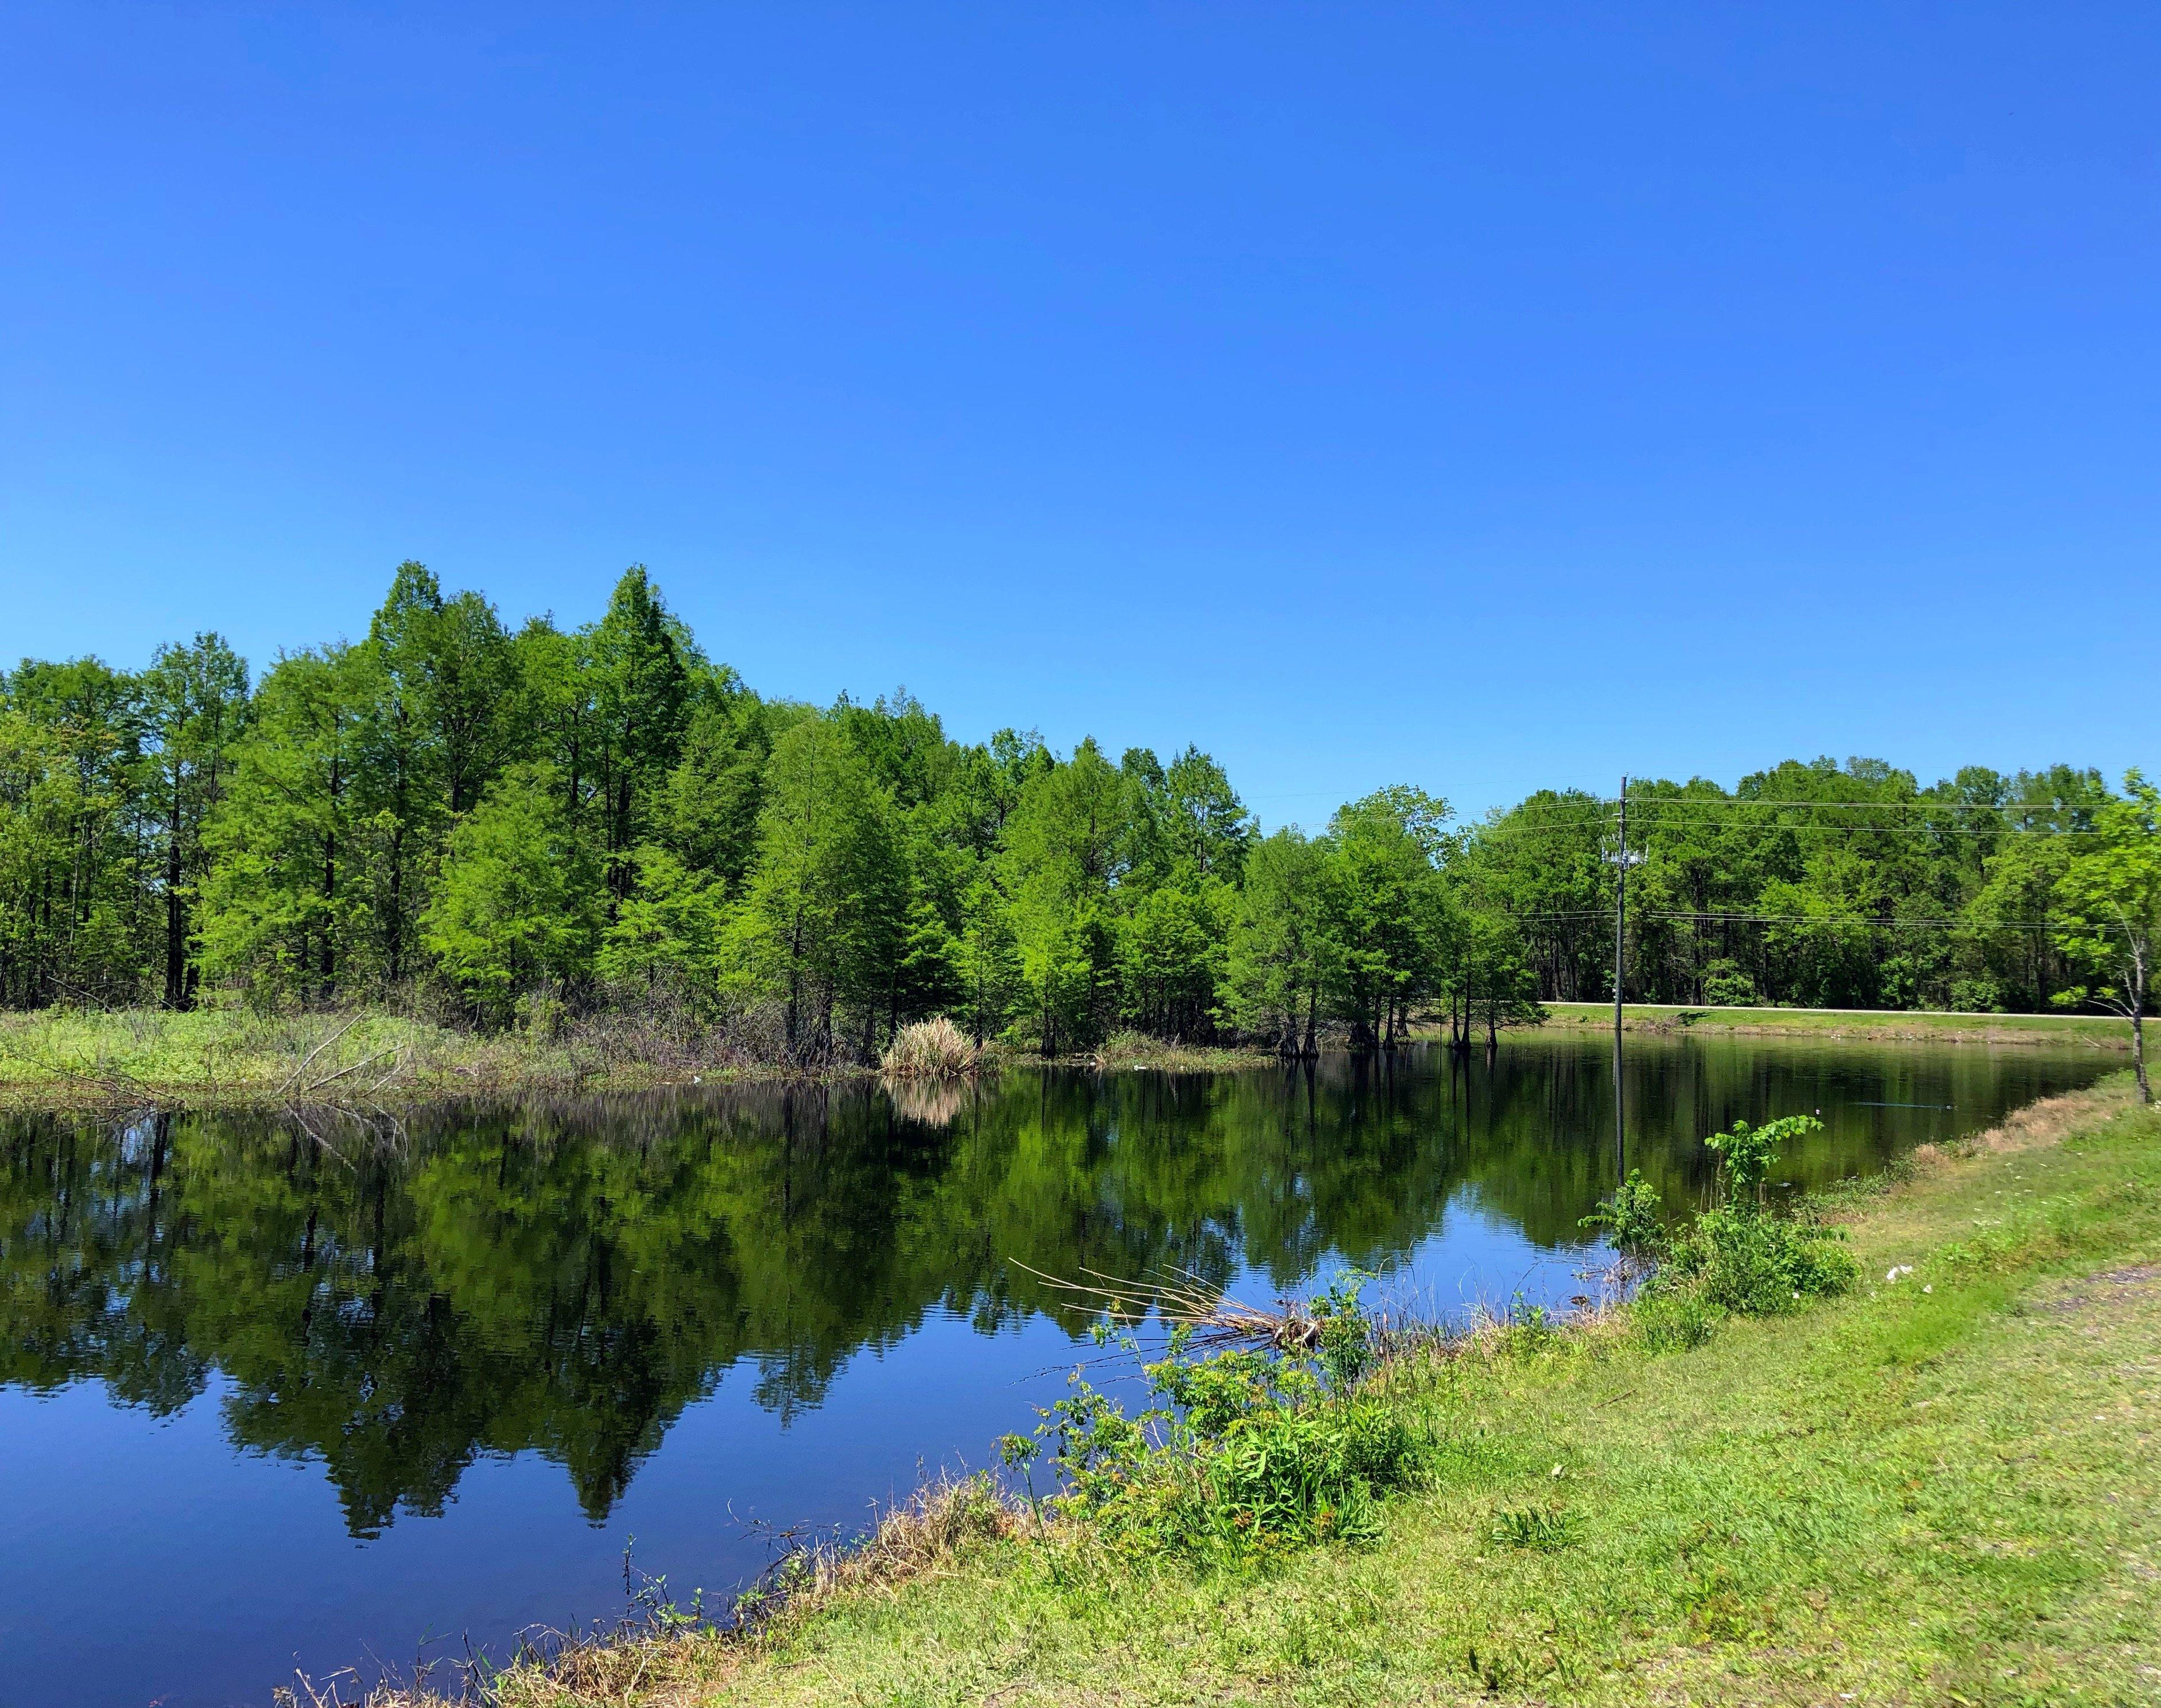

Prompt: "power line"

[1473,820,2101,840]
[1504,909,2072,932]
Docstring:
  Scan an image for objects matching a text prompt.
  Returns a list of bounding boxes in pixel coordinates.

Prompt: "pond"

[0,1032,2113,1707]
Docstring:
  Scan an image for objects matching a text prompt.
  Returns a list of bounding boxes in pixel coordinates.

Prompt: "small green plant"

[1028,1283,1429,1564]
[1489,1503,1577,1552]
[1705,1114,1818,1206]
[1581,1168,1666,1259]
[1310,1270,1379,1390]
[1654,1115,1859,1313]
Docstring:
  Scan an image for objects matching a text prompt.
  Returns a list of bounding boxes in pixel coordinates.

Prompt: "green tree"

[1117,868,1232,1039]
[739,717,906,1062]
[1321,787,1455,1048]
[424,764,603,1019]
[2053,770,2160,1103]
[953,876,1022,1046]
[590,566,692,899]
[199,647,373,1003]
[0,658,148,1004]
[1002,739,1126,1053]
[138,634,250,1008]
[1223,828,1335,1055]
[597,844,730,1007]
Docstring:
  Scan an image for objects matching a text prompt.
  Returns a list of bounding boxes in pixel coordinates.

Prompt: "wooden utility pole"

[1613,777,1628,1174]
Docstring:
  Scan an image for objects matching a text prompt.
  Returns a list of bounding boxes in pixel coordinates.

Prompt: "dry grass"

[297,1475,1033,1708]
[1086,1028,1260,1072]
[878,1016,979,1079]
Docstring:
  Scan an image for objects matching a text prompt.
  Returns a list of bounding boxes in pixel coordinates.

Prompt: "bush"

[1657,1206,1858,1314]
[1581,1168,1666,1259]
[1020,1284,1431,1565]
[1651,1115,1859,1314]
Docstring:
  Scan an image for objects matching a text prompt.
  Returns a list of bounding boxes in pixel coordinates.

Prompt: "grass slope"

[461,1081,2161,1708]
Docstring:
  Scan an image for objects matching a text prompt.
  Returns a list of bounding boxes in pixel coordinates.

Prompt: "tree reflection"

[0,1040,2086,1534]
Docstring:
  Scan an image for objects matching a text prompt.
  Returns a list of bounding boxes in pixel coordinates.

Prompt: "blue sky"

[3,4,2155,828]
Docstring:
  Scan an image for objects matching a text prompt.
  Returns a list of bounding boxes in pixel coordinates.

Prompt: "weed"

[878,1016,979,1078]
[1634,1288,1720,1351]
[1580,1167,1666,1259]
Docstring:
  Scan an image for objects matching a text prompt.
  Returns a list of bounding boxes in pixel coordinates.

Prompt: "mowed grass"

[1537,1000,2133,1050]
[475,1081,2161,1708]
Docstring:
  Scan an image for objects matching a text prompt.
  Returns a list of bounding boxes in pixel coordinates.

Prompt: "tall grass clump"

[880,1016,978,1078]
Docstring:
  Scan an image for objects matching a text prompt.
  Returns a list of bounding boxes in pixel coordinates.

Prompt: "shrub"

[1652,1115,1859,1314]
[1580,1168,1666,1259]
[1027,1284,1431,1564]
[880,1016,978,1078]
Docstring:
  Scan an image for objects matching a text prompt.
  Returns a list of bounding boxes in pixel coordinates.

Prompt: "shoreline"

[336,1072,2159,1707]
[1531,998,2131,1049]
[0,1002,2127,1116]
[0,1007,1271,1115]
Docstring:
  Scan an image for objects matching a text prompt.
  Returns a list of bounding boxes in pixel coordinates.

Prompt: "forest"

[1,563,2150,1062]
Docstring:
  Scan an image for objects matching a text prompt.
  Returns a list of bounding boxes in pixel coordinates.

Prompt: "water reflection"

[0,1037,2101,1547]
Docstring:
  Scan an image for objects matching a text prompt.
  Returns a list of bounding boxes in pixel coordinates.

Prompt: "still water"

[0,1033,2112,1707]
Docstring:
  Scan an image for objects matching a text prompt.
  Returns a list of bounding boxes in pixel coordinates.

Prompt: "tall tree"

[138,634,250,1007]
[425,763,603,1021]
[739,717,906,1062]
[1224,828,1334,1055]
[590,567,692,899]
[199,648,372,1003]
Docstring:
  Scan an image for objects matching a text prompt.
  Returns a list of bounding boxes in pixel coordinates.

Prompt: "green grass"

[0,1006,1272,1110]
[1536,1000,2133,1050]
[466,1078,2161,1708]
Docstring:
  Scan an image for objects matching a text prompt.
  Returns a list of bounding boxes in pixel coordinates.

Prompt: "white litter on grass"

[1887,1264,1914,1283]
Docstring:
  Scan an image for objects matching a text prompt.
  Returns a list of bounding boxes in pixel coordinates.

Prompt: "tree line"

[2,564,2151,1062]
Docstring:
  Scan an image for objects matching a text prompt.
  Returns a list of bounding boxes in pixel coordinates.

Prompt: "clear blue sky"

[3,5,2155,828]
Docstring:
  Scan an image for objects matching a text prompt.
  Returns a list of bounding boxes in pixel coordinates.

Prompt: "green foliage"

[1652,1115,1860,1314]
[424,764,603,1020]
[597,844,729,1006]
[1705,1113,1820,1202]
[3,564,2146,1058]
[2050,770,2159,1100]
[1031,1283,1428,1564]
[1580,1167,1666,1257]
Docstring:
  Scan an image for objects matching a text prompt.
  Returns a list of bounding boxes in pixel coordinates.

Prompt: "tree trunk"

[164,780,187,1010]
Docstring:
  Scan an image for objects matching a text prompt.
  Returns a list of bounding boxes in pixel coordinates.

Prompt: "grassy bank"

[0,1007,1272,1112]
[1536,1000,2133,1050]
[0,1001,2125,1113]
[380,1077,2161,1708]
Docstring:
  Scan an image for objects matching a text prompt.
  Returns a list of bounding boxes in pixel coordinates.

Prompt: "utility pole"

[1612,777,1628,1175]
